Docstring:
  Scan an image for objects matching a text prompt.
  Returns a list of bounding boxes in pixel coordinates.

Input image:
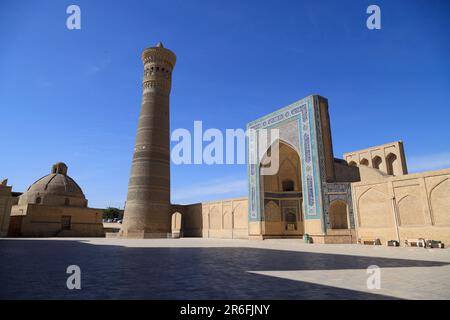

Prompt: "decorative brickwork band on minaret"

[119,42,176,238]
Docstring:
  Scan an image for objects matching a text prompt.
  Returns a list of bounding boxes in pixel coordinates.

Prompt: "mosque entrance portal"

[260,141,303,237]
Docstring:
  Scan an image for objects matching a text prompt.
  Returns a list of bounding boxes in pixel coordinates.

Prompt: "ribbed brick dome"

[18,162,87,207]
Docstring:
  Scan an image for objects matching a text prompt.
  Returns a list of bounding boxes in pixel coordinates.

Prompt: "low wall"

[183,197,248,239]
[352,168,450,245]
[10,204,105,237]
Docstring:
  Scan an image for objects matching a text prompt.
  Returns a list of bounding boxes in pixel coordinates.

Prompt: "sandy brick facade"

[10,204,104,237]
[352,168,450,245]
[344,141,408,176]
[0,180,13,237]
[180,197,248,239]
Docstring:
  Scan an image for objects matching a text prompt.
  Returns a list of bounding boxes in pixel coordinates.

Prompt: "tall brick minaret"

[120,42,176,238]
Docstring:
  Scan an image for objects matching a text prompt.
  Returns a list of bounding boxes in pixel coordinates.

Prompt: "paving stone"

[0,238,449,299]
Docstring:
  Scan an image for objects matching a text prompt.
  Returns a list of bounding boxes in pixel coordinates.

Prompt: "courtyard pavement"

[1,237,449,299]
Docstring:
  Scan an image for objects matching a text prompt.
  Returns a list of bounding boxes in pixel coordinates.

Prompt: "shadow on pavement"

[0,239,447,299]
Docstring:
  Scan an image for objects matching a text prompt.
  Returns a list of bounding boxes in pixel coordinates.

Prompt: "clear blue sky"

[1,0,449,208]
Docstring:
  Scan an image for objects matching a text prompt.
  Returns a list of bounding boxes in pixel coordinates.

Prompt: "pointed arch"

[231,201,248,229]
[357,188,392,228]
[171,211,182,232]
[259,138,300,165]
[264,200,281,222]
[397,194,424,226]
[260,140,301,192]
[329,200,348,229]
[209,206,222,229]
[360,158,369,166]
[386,153,398,175]
[430,178,450,226]
[223,210,232,229]
[372,156,382,170]
[357,187,388,204]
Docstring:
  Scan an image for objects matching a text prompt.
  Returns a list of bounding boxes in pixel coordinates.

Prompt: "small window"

[372,156,382,169]
[360,158,369,166]
[282,180,295,192]
[36,197,41,204]
[64,198,70,206]
[386,153,398,175]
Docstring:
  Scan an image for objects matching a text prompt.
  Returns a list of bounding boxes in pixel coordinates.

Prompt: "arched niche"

[329,200,349,229]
